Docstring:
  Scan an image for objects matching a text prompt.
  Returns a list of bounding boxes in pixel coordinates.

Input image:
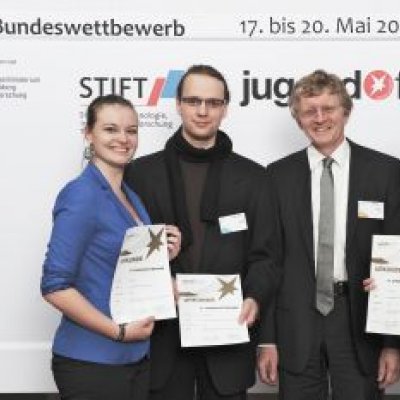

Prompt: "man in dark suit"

[257,69,400,399]
[124,65,279,400]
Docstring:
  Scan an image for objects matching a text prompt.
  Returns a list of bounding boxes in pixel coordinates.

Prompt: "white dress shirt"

[307,139,350,282]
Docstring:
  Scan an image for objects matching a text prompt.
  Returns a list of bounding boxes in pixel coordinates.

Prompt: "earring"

[83,143,94,160]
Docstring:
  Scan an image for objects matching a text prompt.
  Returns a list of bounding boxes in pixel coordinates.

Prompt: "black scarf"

[164,127,232,250]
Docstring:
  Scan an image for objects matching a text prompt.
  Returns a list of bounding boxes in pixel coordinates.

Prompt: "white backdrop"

[1,1,400,394]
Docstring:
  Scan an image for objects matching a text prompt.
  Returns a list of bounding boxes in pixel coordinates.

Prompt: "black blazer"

[260,140,400,375]
[124,150,279,395]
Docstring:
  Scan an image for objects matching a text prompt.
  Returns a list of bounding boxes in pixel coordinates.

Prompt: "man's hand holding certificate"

[366,235,400,335]
[110,224,176,324]
[177,273,250,347]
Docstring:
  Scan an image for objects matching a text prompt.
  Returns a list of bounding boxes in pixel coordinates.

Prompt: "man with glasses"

[125,64,279,400]
[257,69,400,399]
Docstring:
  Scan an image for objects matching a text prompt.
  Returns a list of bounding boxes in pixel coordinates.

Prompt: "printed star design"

[217,277,237,299]
[146,227,164,258]
[370,74,386,95]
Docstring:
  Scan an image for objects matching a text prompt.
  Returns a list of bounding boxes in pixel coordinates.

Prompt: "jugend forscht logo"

[79,70,184,130]
[363,70,394,100]
[79,70,184,106]
[240,69,399,107]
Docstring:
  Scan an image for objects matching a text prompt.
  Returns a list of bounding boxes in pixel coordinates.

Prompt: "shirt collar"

[307,139,350,171]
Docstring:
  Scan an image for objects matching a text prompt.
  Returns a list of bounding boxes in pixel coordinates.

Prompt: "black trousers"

[52,354,150,400]
[149,350,247,400]
[278,294,383,400]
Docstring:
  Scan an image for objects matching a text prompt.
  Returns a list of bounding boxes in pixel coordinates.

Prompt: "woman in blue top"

[41,95,181,400]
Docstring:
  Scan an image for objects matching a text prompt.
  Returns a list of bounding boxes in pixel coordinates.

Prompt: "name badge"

[218,212,248,234]
[358,201,384,220]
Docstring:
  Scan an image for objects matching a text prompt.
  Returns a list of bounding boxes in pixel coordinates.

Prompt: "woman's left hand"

[166,225,181,260]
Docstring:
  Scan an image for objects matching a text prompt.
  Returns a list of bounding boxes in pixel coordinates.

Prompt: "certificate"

[366,235,400,335]
[110,224,176,323]
[176,273,249,347]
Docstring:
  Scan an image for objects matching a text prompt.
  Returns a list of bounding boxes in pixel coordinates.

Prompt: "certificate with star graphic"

[176,274,249,347]
[366,235,400,335]
[110,224,176,323]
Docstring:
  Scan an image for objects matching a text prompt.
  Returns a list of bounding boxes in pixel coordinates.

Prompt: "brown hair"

[289,69,353,120]
[86,94,136,130]
[176,65,230,103]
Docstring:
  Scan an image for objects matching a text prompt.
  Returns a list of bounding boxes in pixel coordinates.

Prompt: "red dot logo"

[363,70,393,100]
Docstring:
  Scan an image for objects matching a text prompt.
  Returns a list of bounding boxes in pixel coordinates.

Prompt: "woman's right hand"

[124,316,155,341]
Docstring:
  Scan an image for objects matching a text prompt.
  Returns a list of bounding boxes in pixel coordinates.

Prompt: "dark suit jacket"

[260,139,400,375]
[124,150,279,395]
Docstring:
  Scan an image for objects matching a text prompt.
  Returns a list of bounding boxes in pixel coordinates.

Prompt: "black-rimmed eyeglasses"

[180,96,226,109]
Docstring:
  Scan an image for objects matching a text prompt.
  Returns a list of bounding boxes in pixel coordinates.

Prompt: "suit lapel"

[200,222,221,272]
[199,162,235,271]
[346,141,365,253]
[87,163,136,226]
[296,151,315,266]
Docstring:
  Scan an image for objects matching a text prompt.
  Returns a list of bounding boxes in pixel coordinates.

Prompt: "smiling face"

[296,90,348,156]
[85,104,138,170]
[176,73,227,149]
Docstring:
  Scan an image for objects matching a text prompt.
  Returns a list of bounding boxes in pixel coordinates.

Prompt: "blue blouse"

[41,163,151,364]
